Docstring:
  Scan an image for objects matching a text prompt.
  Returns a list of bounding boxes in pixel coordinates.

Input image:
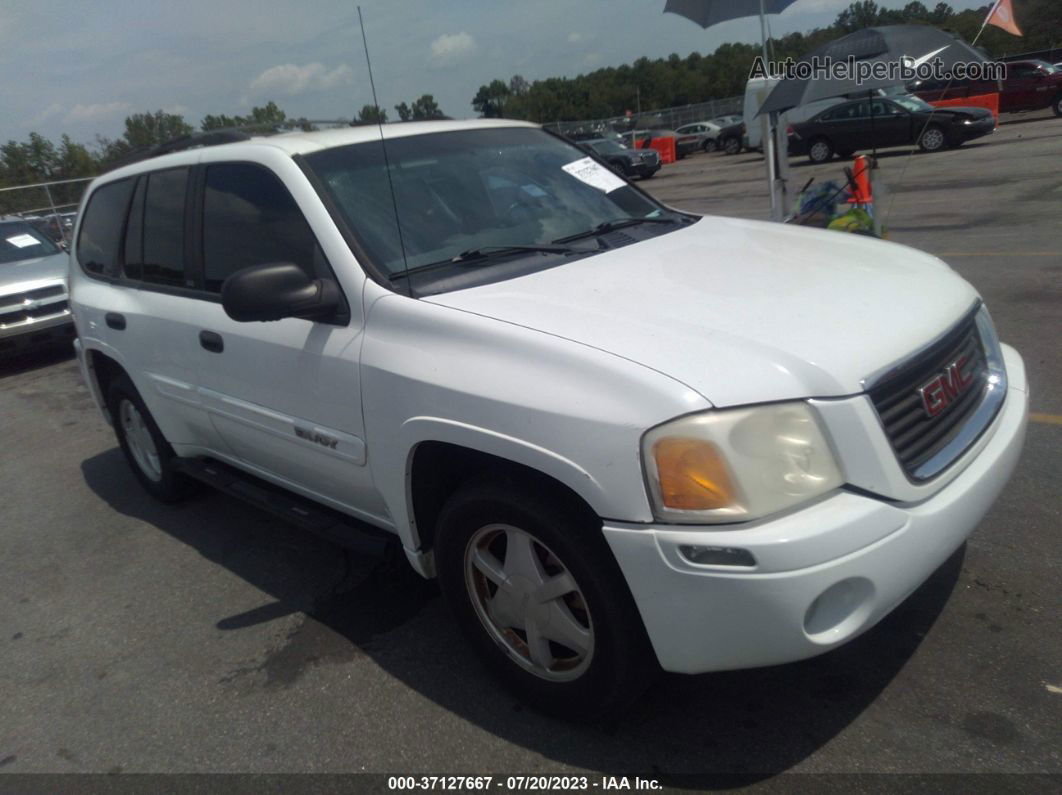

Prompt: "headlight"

[642,402,843,524]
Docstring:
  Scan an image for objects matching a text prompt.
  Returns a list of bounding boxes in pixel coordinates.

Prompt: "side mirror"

[221,262,340,323]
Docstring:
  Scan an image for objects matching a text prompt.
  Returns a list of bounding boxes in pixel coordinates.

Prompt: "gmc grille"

[868,313,989,480]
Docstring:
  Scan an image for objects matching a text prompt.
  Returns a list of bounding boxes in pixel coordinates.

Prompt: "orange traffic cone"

[847,155,873,206]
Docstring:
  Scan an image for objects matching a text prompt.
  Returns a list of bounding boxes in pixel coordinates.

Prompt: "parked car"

[715,119,747,155]
[789,94,996,163]
[743,78,890,152]
[620,129,699,159]
[70,121,1027,718]
[908,59,1062,117]
[0,217,75,355]
[675,121,722,152]
[578,138,661,179]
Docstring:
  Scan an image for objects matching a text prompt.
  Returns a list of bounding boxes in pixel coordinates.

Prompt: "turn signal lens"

[652,438,738,510]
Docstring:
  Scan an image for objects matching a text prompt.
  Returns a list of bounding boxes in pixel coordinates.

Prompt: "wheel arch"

[400,420,611,562]
[84,347,132,425]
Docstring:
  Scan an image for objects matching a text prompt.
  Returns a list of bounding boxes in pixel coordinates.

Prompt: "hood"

[426,217,979,407]
[0,251,69,293]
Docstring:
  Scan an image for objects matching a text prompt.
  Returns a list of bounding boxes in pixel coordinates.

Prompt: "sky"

[0,0,989,146]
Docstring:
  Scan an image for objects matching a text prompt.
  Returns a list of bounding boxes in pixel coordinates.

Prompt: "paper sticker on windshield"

[561,157,626,193]
[5,234,40,248]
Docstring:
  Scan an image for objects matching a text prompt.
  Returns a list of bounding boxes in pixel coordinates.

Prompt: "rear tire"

[1053,94,1062,117]
[722,136,741,155]
[918,124,947,152]
[435,477,657,720]
[107,375,196,503]
[808,137,834,164]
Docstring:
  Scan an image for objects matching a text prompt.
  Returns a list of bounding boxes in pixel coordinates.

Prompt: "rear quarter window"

[76,179,134,277]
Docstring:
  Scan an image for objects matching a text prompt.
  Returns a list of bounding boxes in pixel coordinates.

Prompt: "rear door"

[85,165,221,451]
[820,101,866,151]
[188,153,386,523]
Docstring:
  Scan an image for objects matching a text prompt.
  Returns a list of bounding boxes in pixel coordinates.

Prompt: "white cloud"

[247,62,354,97]
[430,32,476,64]
[64,101,132,123]
[29,102,65,126]
[788,0,850,12]
[567,32,583,44]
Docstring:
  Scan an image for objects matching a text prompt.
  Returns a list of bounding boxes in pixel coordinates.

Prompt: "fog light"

[679,545,756,567]
[803,577,875,641]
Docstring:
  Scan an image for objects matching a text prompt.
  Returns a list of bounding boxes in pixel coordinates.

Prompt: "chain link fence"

[0,177,94,246]
[543,95,743,139]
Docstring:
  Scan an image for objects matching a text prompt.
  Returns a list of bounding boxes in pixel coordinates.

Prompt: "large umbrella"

[664,0,799,221]
[759,25,992,115]
[664,0,798,29]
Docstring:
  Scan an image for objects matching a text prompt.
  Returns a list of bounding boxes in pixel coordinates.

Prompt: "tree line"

[471,0,1062,122]
[0,93,446,213]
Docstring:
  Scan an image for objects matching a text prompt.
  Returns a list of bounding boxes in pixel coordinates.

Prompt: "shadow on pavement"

[81,447,963,785]
[0,339,76,380]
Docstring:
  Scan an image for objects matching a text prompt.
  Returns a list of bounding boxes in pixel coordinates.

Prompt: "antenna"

[357,5,411,294]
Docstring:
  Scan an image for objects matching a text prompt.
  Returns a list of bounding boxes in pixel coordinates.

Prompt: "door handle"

[105,312,126,330]
[199,330,224,353]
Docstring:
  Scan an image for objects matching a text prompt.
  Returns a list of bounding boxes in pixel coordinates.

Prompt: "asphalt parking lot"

[1,113,1059,787]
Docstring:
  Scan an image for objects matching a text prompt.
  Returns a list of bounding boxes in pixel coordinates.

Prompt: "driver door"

[189,156,386,524]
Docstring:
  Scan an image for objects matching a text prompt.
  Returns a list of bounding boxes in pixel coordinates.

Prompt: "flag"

[986,0,1023,37]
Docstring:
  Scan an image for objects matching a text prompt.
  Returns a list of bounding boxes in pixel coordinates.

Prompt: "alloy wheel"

[922,127,945,151]
[120,399,162,482]
[464,523,594,681]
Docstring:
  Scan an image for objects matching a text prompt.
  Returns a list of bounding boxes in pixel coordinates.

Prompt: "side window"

[76,179,134,277]
[139,168,189,287]
[202,162,322,293]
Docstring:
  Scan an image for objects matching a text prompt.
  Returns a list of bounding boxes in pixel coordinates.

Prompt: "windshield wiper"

[552,216,680,244]
[389,244,584,281]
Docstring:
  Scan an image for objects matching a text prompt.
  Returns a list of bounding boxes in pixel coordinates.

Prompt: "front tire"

[918,124,947,152]
[722,136,741,155]
[1053,94,1062,117]
[107,375,195,503]
[435,478,656,719]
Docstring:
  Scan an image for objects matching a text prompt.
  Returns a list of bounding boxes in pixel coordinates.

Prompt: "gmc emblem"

[918,356,975,418]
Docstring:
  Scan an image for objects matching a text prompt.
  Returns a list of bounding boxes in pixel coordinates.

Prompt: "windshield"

[893,94,934,113]
[304,128,671,277]
[589,139,627,155]
[0,221,60,265]
[1033,60,1058,74]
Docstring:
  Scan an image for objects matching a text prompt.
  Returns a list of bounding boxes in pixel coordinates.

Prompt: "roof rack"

[103,129,253,173]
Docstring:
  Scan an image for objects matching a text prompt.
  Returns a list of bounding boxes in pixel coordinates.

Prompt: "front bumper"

[604,345,1028,674]
[0,310,75,352]
[954,118,996,143]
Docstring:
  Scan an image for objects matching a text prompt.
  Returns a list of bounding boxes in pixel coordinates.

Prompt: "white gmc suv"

[69,120,1028,717]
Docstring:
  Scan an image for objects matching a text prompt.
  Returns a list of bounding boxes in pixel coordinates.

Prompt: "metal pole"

[759,0,780,221]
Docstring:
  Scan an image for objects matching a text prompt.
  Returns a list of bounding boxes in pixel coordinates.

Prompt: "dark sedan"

[789,94,996,163]
[578,138,661,179]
